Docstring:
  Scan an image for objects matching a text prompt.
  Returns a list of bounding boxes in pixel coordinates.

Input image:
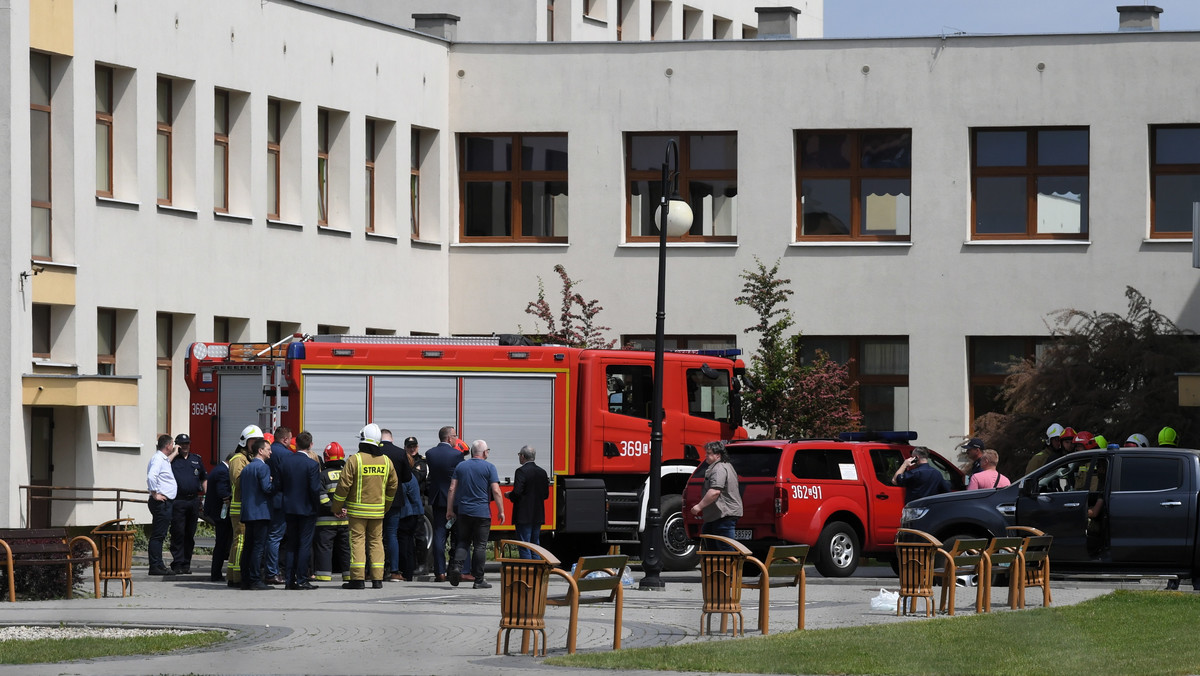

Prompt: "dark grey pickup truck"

[901,447,1200,584]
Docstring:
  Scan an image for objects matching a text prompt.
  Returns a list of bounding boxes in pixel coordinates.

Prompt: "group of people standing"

[146,422,552,592]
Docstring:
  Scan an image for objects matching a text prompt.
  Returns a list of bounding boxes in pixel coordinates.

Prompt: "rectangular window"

[972,127,1089,239]
[968,336,1051,423]
[800,336,909,431]
[621,334,737,351]
[792,448,857,481]
[156,313,173,436]
[411,128,421,238]
[317,109,329,226]
[156,77,173,205]
[32,303,51,359]
[627,132,737,242]
[214,89,229,212]
[95,65,114,197]
[1150,125,1200,239]
[797,130,911,241]
[214,316,230,343]
[364,119,375,232]
[31,52,52,260]
[606,364,653,419]
[460,133,568,242]
[97,308,117,441]
[266,99,281,219]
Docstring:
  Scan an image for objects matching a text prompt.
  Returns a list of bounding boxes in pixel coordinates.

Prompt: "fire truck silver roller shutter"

[461,375,554,484]
[219,373,271,456]
[372,375,459,455]
[302,374,368,453]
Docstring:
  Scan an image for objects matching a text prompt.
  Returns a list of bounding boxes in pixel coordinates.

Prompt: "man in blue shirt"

[169,433,206,575]
[891,447,951,504]
[446,440,504,589]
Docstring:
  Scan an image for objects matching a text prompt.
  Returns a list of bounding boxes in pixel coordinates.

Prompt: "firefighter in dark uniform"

[225,424,264,587]
[168,433,206,574]
[332,423,399,589]
[313,441,352,583]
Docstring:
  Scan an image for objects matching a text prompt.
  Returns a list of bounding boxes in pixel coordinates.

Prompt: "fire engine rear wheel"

[660,494,699,571]
[814,521,860,578]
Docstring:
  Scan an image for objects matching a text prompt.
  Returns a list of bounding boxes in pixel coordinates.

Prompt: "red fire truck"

[185,335,746,569]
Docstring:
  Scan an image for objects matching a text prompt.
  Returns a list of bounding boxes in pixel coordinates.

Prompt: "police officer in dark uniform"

[169,433,207,574]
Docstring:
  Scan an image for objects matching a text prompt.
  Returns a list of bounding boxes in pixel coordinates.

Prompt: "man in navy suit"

[425,426,464,582]
[507,445,550,559]
[280,431,327,590]
[239,439,276,590]
[203,453,233,582]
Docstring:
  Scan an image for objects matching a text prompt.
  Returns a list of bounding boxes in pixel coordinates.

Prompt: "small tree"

[521,264,617,349]
[736,257,861,438]
[974,287,1200,475]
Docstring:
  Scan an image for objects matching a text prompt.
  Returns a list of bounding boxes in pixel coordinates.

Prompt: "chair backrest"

[984,536,1025,568]
[1021,535,1053,568]
[497,539,562,567]
[572,554,628,593]
[895,541,937,594]
[698,534,752,554]
[895,528,942,547]
[1006,526,1045,537]
[763,544,809,580]
[943,538,989,568]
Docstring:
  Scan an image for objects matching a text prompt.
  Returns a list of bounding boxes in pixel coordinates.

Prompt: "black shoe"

[227,580,241,588]
[265,575,286,585]
[210,576,225,583]
[342,580,365,590]
[286,583,301,590]
[297,582,318,590]
[1167,579,1181,590]
[472,579,492,590]
[181,567,192,575]
[149,567,172,576]
[249,583,272,591]
[371,580,384,589]
[447,569,461,587]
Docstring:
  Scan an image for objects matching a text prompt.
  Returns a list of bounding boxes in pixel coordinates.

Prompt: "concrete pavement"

[0,561,1136,676]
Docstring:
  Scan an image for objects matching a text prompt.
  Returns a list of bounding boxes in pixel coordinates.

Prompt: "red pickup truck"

[683,433,965,576]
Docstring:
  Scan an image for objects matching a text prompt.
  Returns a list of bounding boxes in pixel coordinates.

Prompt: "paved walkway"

[0,560,1136,676]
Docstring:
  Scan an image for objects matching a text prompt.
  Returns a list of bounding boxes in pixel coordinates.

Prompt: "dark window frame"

[967,336,1051,424]
[796,128,912,242]
[1150,124,1200,239]
[970,126,1090,240]
[625,131,738,243]
[458,132,568,243]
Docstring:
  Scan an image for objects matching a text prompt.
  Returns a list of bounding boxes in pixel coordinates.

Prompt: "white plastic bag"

[569,564,635,586]
[870,588,900,611]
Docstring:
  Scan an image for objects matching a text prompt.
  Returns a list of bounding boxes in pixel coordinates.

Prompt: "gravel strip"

[0,626,205,642]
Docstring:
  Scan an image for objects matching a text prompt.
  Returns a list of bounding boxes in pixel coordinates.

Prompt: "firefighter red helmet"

[1073,431,1097,450]
[324,441,345,462]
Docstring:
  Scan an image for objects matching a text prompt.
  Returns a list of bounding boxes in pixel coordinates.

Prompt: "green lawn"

[549,591,1200,676]
[0,630,227,665]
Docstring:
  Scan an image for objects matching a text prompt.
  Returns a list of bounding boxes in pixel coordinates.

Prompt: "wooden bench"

[547,552,628,654]
[698,534,750,636]
[742,544,809,634]
[0,528,100,602]
[91,518,136,597]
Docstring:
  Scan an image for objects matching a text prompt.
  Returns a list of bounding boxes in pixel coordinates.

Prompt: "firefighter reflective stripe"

[334,453,395,519]
[227,451,251,517]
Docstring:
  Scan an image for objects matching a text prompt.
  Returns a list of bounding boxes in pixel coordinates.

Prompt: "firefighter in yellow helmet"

[225,424,264,587]
[331,423,399,589]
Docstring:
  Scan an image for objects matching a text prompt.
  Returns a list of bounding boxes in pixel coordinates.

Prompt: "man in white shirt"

[146,434,178,576]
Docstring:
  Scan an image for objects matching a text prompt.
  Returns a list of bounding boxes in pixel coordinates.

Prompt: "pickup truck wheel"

[814,521,860,577]
[660,494,700,571]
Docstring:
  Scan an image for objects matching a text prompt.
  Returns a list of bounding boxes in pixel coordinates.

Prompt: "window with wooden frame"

[31,52,52,260]
[95,65,114,197]
[266,99,281,219]
[1150,125,1200,239]
[797,129,911,241]
[460,133,568,242]
[156,77,173,205]
[799,336,909,431]
[32,303,51,359]
[410,128,421,238]
[214,89,229,213]
[547,0,555,41]
[626,132,737,242]
[364,119,376,232]
[156,313,173,436]
[971,127,1089,239]
[317,109,330,226]
[968,336,1051,424]
[97,308,117,441]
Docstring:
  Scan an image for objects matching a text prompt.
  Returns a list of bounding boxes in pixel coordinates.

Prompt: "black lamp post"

[640,138,693,590]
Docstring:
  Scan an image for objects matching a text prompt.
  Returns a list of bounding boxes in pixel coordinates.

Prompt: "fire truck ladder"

[603,491,642,546]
